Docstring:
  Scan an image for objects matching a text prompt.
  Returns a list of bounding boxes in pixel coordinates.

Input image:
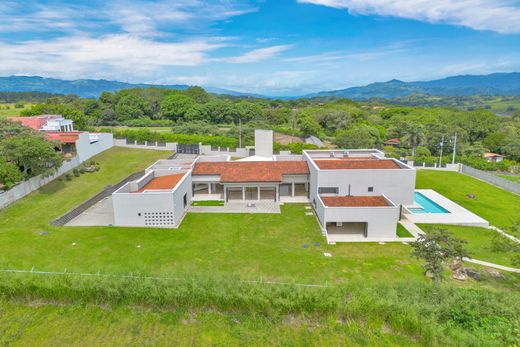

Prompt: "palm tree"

[402,124,426,158]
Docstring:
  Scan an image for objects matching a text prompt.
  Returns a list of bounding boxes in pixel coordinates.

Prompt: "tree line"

[15,87,520,166]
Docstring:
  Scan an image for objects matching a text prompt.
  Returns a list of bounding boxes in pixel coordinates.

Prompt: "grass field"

[499,174,520,183]
[420,224,518,267]
[0,148,519,345]
[0,103,33,117]
[192,200,225,206]
[416,170,520,229]
[396,223,414,237]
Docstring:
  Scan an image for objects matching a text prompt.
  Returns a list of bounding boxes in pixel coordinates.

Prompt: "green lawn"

[192,200,225,206]
[499,174,520,183]
[0,103,33,118]
[0,148,519,345]
[419,224,518,267]
[396,223,414,238]
[416,170,520,229]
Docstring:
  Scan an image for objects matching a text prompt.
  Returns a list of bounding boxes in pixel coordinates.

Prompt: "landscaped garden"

[0,148,519,345]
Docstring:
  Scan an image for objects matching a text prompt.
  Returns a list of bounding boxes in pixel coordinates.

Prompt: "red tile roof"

[138,173,186,192]
[45,132,81,144]
[9,116,49,131]
[193,161,309,182]
[314,159,401,170]
[321,196,390,207]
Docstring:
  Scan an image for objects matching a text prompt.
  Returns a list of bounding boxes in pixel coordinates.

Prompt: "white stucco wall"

[254,129,273,157]
[76,133,114,162]
[112,171,192,228]
[321,201,399,238]
[314,169,415,206]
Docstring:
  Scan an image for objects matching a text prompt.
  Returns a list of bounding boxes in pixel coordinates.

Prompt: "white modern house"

[303,149,415,242]
[112,130,416,241]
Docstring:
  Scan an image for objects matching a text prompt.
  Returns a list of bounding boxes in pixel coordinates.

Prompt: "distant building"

[9,115,113,162]
[383,138,401,147]
[483,152,504,162]
[305,135,324,147]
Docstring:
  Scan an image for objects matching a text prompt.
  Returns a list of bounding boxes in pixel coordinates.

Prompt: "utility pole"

[451,133,457,164]
[239,117,242,148]
[291,108,297,143]
[439,136,444,167]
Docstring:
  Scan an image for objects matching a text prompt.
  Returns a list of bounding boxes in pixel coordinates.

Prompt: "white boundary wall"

[0,157,81,210]
[114,138,176,151]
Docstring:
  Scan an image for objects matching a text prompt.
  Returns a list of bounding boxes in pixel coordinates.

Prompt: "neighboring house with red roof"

[483,152,505,162]
[9,115,113,162]
[383,138,401,147]
[112,135,416,242]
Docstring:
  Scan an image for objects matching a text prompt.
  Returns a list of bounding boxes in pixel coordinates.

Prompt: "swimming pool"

[409,192,450,214]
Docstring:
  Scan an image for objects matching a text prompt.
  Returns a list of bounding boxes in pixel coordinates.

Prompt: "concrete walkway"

[399,220,425,237]
[489,226,520,244]
[462,257,520,274]
[66,197,114,226]
[189,201,280,214]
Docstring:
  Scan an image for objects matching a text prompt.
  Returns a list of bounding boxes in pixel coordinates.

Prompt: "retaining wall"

[461,165,520,195]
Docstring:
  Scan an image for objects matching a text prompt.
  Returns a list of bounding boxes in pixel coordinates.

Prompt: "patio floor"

[189,201,280,214]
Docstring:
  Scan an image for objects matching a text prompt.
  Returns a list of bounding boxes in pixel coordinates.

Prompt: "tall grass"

[0,273,518,345]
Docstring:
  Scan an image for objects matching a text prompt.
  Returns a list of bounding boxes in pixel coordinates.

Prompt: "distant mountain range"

[1,72,520,99]
[306,72,520,99]
[0,76,257,98]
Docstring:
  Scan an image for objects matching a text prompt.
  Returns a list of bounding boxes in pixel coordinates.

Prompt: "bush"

[108,128,238,148]
[72,168,81,177]
[64,173,73,181]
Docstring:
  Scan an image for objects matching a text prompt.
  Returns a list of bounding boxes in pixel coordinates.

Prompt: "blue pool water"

[409,192,449,214]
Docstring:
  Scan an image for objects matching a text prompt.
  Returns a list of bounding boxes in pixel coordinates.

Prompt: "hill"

[308,72,520,99]
[0,76,256,98]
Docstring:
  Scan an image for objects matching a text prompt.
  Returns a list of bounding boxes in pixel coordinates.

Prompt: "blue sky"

[1,0,520,96]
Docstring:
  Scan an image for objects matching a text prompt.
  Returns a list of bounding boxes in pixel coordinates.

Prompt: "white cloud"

[298,0,520,34]
[217,45,292,63]
[0,35,224,80]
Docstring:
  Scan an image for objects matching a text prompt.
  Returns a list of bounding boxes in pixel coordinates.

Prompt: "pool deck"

[403,189,489,227]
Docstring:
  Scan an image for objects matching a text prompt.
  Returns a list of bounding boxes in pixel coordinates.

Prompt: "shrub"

[64,173,73,181]
[72,168,81,177]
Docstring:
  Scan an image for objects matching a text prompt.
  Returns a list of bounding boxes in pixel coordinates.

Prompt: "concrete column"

[224,186,227,202]
[242,187,245,200]
[291,182,295,197]
[257,186,260,200]
[208,183,212,194]
[275,185,279,202]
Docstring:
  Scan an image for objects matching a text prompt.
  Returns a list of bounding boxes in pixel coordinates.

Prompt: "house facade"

[112,130,416,242]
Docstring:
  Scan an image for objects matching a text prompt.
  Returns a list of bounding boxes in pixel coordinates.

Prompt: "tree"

[0,119,34,140]
[160,93,195,120]
[0,134,62,177]
[0,157,22,189]
[411,229,468,282]
[185,86,210,103]
[298,116,322,137]
[335,125,380,149]
[115,94,151,121]
[402,124,426,158]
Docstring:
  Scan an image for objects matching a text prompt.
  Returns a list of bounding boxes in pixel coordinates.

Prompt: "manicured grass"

[416,170,520,229]
[397,223,414,238]
[499,174,520,183]
[192,200,225,206]
[419,224,518,267]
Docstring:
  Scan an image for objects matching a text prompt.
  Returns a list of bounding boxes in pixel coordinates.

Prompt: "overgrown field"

[0,103,34,117]
[0,274,518,346]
